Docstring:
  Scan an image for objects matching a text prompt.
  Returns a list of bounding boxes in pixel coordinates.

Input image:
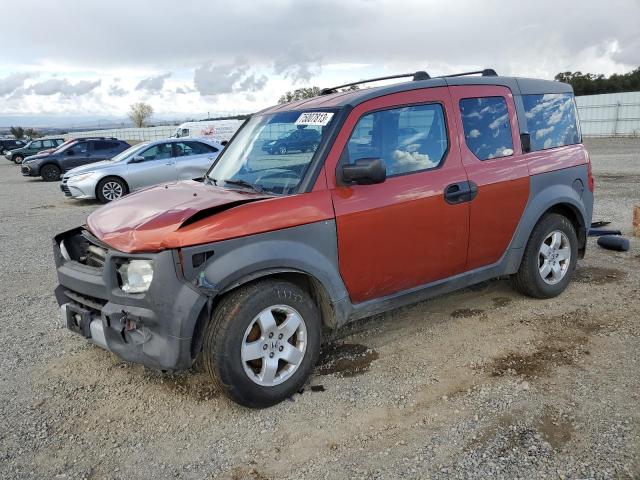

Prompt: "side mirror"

[341,157,386,185]
[520,133,531,153]
[129,155,144,163]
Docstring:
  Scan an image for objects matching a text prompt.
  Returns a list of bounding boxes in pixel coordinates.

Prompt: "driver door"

[126,142,177,190]
[326,87,470,303]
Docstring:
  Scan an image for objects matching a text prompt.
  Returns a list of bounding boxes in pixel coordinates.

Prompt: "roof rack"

[320,71,430,95]
[443,69,498,78]
[320,68,497,95]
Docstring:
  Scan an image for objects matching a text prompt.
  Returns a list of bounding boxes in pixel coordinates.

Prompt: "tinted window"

[140,143,172,161]
[68,142,89,155]
[460,97,514,160]
[174,141,217,157]
[55,139,64,145]
[42,140,54,148]
[346,103,448,176]
[522,93,580,151]
[31,141,42,149]
[93,140,119,151]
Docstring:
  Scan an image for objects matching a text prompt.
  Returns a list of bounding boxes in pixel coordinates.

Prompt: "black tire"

[40,164,61,181]
[202,280,321,408]
[13,155,24,164]
[278,146,287,155]
[512,213,578,299]
[96,177,128,204]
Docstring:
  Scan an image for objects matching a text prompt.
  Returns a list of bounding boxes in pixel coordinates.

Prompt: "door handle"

[444,181,478,204]
[165,161,175,165]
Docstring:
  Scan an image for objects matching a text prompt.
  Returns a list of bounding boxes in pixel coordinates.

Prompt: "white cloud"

[536,126,554,138]
[0,73,34,96]
[469,128,481,138]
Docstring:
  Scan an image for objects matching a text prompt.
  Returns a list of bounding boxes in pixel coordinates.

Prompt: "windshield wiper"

[221,178,266,194]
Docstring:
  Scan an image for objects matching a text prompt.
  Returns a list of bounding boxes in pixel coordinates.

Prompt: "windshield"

[109,142,150,162]
[206,110,334,195]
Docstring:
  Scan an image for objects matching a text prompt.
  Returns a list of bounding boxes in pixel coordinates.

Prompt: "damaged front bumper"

[53,227,208,371]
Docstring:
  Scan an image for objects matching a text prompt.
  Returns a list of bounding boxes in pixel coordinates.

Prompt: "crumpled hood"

[87,181,270,252]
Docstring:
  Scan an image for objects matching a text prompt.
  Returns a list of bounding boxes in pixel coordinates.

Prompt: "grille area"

[62,230,108,269]
[61,178,72,197]
[64,289,107,313]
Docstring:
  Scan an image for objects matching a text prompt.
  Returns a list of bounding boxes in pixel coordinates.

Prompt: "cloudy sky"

[1,0,639,126]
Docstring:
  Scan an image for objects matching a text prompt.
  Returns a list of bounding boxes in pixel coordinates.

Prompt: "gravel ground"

[0,138,638,479]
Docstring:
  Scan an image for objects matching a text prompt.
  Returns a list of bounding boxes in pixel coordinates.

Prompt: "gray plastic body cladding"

[54,237,207,370]
[182,219,349,316]
[347,163,593,322]
[509,164,592,253]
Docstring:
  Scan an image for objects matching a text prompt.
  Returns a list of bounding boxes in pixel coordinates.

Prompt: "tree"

[128,102,154,127]
[278,87,321,104]
[277,84,359,104]
[24,128,41,139]
[9,126,24,139]
[555,67,640,96]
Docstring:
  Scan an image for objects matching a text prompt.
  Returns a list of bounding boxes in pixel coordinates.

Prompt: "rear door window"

[140,143,172,161]
[522,93,581,151]
[174,141,217,158]
[346,103,448,176]
[42,140,54,148]
[459,96,514,160]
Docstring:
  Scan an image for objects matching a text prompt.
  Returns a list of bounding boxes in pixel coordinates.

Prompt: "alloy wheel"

[538,230,571,285]
[240,305,307,387]
[102,181,123,201]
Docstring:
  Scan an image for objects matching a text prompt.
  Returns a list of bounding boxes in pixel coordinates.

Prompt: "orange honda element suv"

[53,69,593,407]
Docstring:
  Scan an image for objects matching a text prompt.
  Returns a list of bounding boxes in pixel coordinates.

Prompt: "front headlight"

[118,259,154,293]
[69,172,96,183]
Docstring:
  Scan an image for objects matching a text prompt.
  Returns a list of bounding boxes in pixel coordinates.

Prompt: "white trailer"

[172,120,244,142]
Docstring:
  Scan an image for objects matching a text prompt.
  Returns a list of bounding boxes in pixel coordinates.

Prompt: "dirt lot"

[0,138,638,479]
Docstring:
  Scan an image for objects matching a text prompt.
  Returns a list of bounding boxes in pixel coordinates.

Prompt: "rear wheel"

[512,213,578,299]
[278,146,287,155]
[40,164,61,181]
[13,155,24,164]
[96,177,127,203]
[202,280,321,408]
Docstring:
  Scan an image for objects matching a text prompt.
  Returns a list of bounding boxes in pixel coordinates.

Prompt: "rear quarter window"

[459,96,514,160]
[522,93,581,151]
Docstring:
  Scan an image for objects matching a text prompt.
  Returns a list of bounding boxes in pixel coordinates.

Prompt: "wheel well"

[543,203,587,255]
[95,175,129,197]
[40,162,60,171]
[190,271,335,363]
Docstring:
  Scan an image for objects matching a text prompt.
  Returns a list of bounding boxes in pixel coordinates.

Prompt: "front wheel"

[41,164,61,181]
[96,177,127,203]
[202,280,321,408]
[512,213,578,299]
[13,155,24,164]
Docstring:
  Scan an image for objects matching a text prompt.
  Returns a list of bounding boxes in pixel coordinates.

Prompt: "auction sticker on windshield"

[294,112,334,126]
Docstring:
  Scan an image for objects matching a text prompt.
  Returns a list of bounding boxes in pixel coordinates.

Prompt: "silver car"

[61,138,222,203]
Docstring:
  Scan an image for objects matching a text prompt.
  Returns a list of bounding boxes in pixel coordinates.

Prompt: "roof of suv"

[260,73,573,115]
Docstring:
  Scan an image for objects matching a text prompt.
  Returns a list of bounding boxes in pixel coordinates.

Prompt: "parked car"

[5,138,65,164]
[0,138,26,155]
[61,138,223,203]
[21,138,129,181]
[262,127,320,154]
[53,69,593,408]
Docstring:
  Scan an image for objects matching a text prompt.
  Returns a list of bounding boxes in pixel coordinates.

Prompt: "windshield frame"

[205,107,345,195]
